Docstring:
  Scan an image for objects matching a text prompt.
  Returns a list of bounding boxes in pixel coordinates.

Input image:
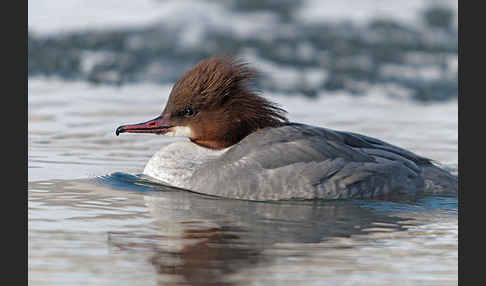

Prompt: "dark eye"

[184,106,195,117]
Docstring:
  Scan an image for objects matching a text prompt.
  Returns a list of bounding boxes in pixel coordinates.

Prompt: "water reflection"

[29,173,456,285]
[100,173,410,285]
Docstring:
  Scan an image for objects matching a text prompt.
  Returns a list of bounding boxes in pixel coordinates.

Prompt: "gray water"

[28,0,457,285]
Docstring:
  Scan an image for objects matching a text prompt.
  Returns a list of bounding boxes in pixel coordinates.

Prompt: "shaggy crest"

[115,56,289,149]
[159,56,288,148]
[164,56,288,128]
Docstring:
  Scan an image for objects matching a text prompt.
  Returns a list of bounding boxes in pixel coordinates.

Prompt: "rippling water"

[29,0,457,285]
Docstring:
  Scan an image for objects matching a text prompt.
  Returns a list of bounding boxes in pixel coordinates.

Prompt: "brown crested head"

[116,56,288,149]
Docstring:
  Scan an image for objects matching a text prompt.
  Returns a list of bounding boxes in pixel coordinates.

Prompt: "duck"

[116,56,458,201]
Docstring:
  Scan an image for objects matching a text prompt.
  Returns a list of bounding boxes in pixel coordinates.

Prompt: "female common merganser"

[116,56,458,201]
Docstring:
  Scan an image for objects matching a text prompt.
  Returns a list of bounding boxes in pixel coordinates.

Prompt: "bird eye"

[184,106,195,117]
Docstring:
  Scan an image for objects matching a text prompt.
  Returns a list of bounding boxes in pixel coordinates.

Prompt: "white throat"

[165,126,193,137]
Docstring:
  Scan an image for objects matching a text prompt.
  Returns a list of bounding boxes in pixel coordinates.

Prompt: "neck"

[191,122,286,150]
[190,138,233,149]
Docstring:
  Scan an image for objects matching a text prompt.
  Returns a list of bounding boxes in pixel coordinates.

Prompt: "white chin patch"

[165,126,193,137]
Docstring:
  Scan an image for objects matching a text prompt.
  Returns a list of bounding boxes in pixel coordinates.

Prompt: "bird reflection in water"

[106,179,409,286]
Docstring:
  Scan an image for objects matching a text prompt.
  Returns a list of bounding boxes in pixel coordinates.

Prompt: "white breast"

[143,141,228,188]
